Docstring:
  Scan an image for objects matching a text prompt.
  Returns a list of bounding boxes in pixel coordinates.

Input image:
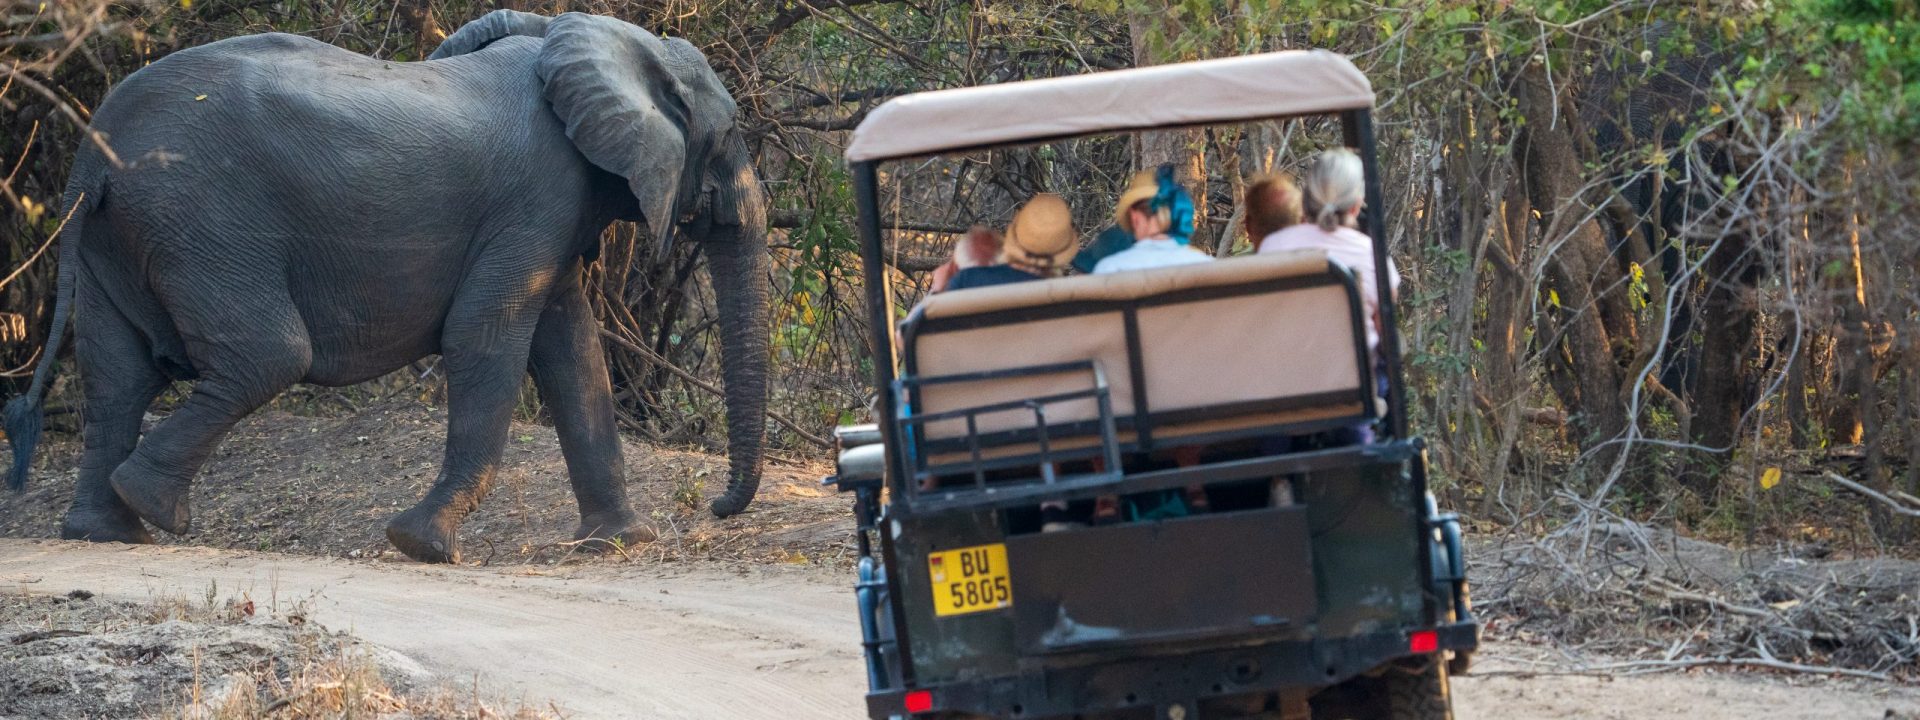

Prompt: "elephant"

[1,10,772,563]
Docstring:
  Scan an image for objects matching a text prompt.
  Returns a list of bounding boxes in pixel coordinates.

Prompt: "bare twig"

[0,190,78,293]
[597,327,832,448]
[0,66,121,168]
[1647,576,1775,620]
[0,21,125,48]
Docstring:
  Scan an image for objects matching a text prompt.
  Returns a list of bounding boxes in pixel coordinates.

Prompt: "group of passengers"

[922,148,1400,529]
[928,148,1397,352]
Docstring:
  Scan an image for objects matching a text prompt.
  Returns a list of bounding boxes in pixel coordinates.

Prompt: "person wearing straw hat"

[1092,165,1212,274]
[1075,167,1217,525]
[944,193,1078,291]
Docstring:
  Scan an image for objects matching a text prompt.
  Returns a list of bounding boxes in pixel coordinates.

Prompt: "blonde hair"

[1302,149,1365,232]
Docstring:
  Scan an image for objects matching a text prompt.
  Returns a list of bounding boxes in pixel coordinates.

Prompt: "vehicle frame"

[827,50,1477,720]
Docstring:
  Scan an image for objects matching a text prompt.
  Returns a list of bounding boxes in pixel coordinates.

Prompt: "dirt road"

[3,539,1914,719]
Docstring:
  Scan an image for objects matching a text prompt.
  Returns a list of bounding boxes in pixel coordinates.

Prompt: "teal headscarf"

[1151,164,1197,245]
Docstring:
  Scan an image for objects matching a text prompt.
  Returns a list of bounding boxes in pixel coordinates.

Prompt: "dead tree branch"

[597,327,831,449]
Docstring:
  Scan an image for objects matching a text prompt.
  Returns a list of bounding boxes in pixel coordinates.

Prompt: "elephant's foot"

[385,503,462,564]
[60,504,155,545]
[573,509,657,551]
[108,459,191,535]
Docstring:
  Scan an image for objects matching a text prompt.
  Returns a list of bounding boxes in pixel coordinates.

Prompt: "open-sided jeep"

[825,50,1476,720]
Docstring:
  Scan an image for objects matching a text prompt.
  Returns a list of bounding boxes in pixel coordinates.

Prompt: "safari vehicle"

[825,50,1476,720]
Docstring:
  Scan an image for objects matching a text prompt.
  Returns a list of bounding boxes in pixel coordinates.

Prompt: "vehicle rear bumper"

[865,621,1479,719]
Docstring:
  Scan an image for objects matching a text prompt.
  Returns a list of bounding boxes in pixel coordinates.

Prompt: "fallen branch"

[1647,577,1775,621]
[1584,655,1891,682]
[596,327,832,449]
[1823,471,1920,518]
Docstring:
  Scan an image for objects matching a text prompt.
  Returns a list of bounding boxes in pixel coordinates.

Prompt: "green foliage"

[1787,0,1920,139]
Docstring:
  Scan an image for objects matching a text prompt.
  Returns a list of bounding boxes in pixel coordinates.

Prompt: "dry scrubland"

[0,589,556,719]
[0,399,1917,719]
[6,1,1920,718]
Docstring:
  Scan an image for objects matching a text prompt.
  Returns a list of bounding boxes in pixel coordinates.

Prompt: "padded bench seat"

[897,250,1377,481]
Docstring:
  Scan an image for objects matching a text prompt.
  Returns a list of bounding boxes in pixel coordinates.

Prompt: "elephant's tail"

[6,169,98,490]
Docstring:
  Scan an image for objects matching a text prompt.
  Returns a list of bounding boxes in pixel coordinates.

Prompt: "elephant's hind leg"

[109,297,311,535]
[61,282,168,544]
[528,267,650,549]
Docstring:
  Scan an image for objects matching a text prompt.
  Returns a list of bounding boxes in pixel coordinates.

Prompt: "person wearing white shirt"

[1082,167,1212,525]
[1091,168,1213,274]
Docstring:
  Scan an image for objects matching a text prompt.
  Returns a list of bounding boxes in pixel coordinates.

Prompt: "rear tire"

[1381,661,1451,720]
[1309,660,1452,720]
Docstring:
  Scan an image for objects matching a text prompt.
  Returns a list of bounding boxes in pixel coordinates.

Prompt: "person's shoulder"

[947,265,1031,290]
[1258,224,1319,252]
[1333,226,1375,245]
[1276,224,1330,241]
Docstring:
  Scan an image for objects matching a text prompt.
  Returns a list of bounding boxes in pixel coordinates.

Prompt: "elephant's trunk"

[703,149,770,518]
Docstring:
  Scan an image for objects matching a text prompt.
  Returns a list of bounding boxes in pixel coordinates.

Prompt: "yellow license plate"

[928,543,1012,617]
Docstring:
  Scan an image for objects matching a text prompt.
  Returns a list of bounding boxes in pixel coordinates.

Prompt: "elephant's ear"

[540,13,716,247]
[428,9,550,60]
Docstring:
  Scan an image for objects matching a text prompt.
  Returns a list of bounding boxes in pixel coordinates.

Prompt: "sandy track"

[3,539,1914,719]
[0,539,865,719]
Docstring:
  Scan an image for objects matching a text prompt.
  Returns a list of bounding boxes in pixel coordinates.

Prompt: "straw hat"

[1003,193,1077,270]
[1113,170,1161,227]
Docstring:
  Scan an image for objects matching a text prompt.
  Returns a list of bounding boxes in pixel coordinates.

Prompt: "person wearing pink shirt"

[1257,149,1400,356]
[1258,148,1398,448]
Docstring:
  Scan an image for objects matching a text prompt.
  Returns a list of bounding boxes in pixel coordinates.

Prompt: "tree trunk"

[1691,232,1758,460]
[1515,63,1630,484]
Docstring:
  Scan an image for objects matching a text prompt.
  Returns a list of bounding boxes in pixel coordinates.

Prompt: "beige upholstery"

[921,250,1331,319]
[846,50,1372,162]
[905,251,1369,469]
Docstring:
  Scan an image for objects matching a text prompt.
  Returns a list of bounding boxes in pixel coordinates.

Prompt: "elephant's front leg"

[384,259,555,564]
[528,266,652,549]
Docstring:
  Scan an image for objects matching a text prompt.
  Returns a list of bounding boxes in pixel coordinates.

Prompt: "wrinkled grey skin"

[1,11,771,563]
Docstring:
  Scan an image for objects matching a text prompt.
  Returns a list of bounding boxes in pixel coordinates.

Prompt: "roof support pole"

[1342,110,1408,441]
[851,160,918,687]
[852,161,906,494]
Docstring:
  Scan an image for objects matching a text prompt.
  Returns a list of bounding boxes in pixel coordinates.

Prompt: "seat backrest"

[900,250,1375,472]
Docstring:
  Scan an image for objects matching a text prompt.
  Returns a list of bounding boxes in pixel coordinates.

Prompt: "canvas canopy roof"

[845,49,1373,163]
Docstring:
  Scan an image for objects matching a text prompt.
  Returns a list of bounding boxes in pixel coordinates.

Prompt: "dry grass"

[161,647,561,720]
[2,585,561,719]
